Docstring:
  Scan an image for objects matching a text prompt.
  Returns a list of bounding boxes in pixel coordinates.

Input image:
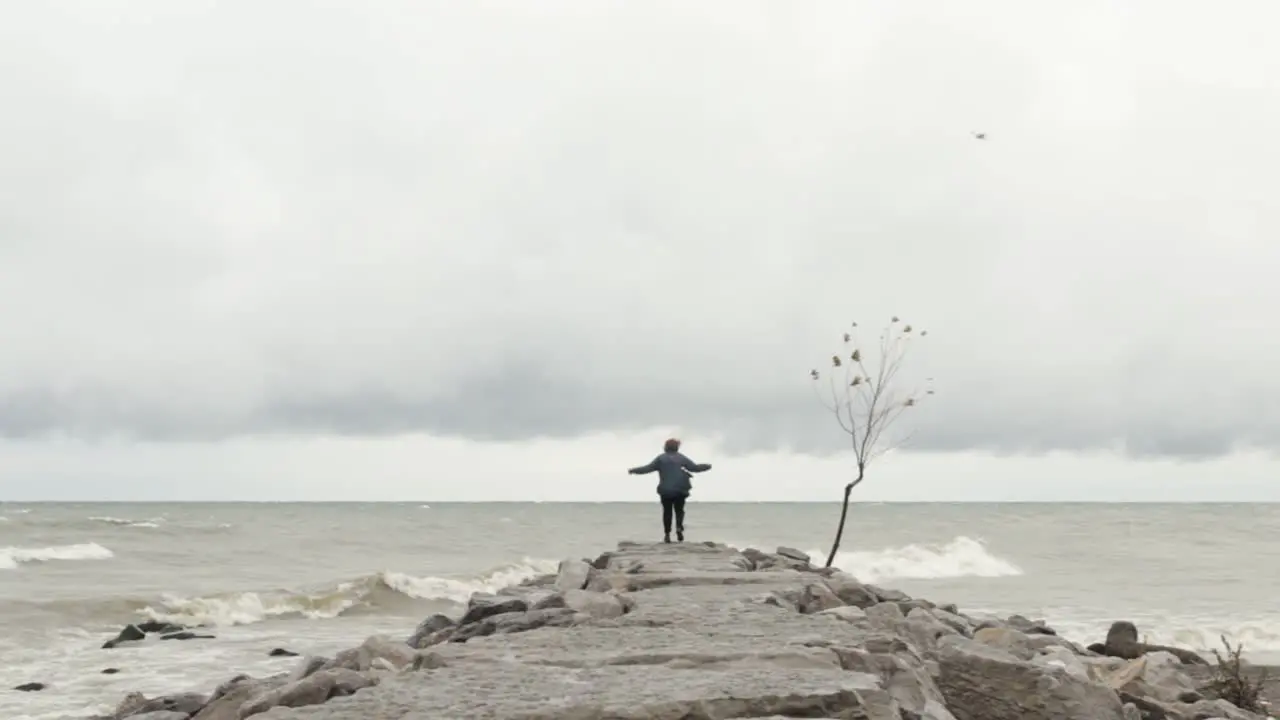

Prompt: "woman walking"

[627,438,713,543]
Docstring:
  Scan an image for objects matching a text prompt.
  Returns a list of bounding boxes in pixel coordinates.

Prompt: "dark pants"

[660,495,687,535]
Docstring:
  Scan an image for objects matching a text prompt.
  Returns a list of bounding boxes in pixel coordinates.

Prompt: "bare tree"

[810,317,932,568]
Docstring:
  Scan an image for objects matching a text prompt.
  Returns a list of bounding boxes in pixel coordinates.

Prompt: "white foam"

[810,536,1022,583]
[0,542,115,569]
[141,558,558,626]
[89,516,160,528]
[1051,615,1280,658]
[380,558,559,604]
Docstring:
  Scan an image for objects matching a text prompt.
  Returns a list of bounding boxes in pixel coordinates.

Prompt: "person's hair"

[663,438,681,453]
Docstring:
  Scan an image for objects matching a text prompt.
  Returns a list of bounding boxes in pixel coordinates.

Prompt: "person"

[627,438,712,543]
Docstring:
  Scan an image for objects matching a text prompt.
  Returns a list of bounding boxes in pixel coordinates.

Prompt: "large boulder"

[1098,621,1208,665]
[239,668,376,718]
[458,593,529,625]
[822,571,880,608]
[555,558,593,592]
[833,646,956,719]
[322,635,416,673]
[406,614,454,649]
[936,636,1128,720]
[1099,651,1200,704]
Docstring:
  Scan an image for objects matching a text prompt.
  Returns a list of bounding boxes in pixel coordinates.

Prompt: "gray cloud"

[3,0,1280,461]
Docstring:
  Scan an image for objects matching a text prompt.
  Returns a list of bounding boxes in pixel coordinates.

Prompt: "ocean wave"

[140,558,558,627]
[89,516,162,529]
[807,536,1022,583]
[0,542,116,570]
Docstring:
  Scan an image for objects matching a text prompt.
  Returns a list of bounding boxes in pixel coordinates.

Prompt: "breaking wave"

[816,536,1022,583]
[140,558,558,627]
[0,542,116,570]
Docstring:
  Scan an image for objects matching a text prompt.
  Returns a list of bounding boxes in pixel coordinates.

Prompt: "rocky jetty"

[90,541,1271,720]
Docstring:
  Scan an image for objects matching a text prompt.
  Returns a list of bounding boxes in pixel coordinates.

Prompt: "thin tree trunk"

[824,467,864,568]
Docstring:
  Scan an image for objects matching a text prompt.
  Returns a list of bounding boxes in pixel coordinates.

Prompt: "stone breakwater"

[87,541,1271,720]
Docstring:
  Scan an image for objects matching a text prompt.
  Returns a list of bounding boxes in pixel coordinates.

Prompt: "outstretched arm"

[679,454,712,473]
[628,457,659,475]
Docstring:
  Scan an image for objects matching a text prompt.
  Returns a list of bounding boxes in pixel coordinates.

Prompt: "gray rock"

[458,593,529,625]
[14,682,45,691]
[867,584,911,603]
[1098,651,1200,705]
[795,580,844,614]
[128,713,190,720]
[450,607,579,642]
[240,668,376,718]
[530,591,567,610]
[1007,614,1057,636]
[113,692,207,718]
[823,571,880,608]
[816,605,867,622]
[103,624,147,649]
[192,676,286,720]
[929,608,975,637]
[554,558,593,592]
[1101,621,1208,665]
[832,646,954,719]
[563,589,626,619]
[776,546,811,564]
[866,602,906,622]
[406,613,454,649]
[936,636,1127,720]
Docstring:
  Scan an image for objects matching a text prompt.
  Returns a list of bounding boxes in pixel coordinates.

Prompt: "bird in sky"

[972,131,987,140]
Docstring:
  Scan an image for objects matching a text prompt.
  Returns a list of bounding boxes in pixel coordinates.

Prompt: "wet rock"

[136,620,187,635]
[103,623,147,649]
[268,648,299,657]
[458,593,528,625]
[14,682,45,691]
[1100,621,1209,666]
[114,691,208,718]
[450,607,578,642]
[406,613,454,649]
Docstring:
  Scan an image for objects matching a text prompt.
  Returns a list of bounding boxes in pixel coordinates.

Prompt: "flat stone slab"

[257,663,885,720]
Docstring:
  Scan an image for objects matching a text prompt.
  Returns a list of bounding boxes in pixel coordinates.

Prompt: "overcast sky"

[3,1,1279,501]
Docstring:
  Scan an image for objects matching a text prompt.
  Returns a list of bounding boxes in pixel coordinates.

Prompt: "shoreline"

[72,541,1277,719]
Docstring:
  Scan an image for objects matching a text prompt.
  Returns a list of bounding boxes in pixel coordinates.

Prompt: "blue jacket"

[629,451,711,498]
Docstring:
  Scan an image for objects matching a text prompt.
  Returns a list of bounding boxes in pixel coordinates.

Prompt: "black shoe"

[663,533,671,543]
[676,529,684,542]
